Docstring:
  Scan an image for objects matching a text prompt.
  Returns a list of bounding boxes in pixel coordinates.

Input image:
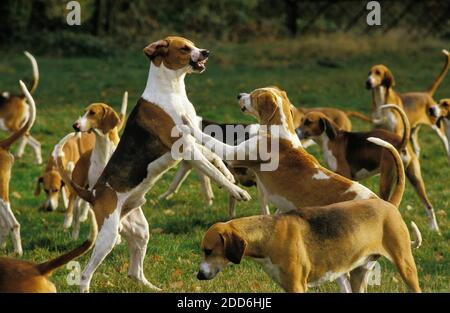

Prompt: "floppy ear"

[143,40,169,65]
[255,92,279,125]
[320,116,337,140]
[34,176,43,196]
[382,69,396,88]
[100,108,120,134]
[221,229,247,264]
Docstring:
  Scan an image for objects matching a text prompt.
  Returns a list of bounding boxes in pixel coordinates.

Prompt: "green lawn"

[0,33,448,292]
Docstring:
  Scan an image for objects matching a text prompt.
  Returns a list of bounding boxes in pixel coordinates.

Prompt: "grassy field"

[0,33,448,292]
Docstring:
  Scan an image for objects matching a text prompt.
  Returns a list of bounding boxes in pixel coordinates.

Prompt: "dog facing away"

[35,132,95,212]
[0,209,97,292]
[55,36,250,293]
[0,81,36,256]
[0,51,42,164]
[298,104,440,232]
[63,92,128,239]
[366,49,450,159]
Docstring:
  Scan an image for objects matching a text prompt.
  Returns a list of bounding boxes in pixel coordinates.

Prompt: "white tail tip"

[443,49,449,56]
[367,137,394,149]
[410,221,422,249]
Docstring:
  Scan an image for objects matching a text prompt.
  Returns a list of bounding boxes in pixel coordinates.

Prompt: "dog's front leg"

[159,161,193,200]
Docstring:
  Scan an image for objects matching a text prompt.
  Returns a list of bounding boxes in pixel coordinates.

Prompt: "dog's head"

[143,36,209,74]
[72,103,120,135]
[197,222,247,280]
[438,99,450,119]
[237,86,295,131]
[366,65,396,89]
[296,111,337,140]
[35,170,64,211]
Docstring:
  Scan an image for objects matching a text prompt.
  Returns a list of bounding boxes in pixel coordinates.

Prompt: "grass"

[0,33,448,292]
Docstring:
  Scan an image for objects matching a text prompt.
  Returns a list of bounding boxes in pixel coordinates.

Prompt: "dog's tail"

[23,51,39,95]
[380,104,410,151]
[410,221,422,249]
[367,137,405,207]
[117,91,128,132]
[55,133,95,204]
[37,209,98,275]
[427,49,450,96]
[0,81,36,150]
[345,110,372,123]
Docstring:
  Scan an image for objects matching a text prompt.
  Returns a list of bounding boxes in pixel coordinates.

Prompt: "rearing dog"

[56,36,250,292]
[0,51,42,164]
[366,49,450,159]
[182,86,406,292]
[0,81,36,256]
[297,105,440,232]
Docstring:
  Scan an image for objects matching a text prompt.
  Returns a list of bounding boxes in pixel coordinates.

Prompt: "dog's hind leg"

[0,199,22,256]
[198,172,214,206]
[410,126,421,158]
[15,135,28,159]
[121,207,160,291]
[27,135,42,165]
[159,161,192,200]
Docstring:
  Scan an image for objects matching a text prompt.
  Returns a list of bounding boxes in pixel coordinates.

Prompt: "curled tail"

[345,110,372,123]
[117,91,128,132]
[23,51,39,95]
[55,133,94,204]
[427,49,450,96]
[37,209,98,275]
[380,104,410,151]
[367,137,405,207]
[0,81,36,149]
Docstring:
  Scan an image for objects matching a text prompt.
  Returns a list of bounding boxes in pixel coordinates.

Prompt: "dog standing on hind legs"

[0,81,36,256]
[0,51,42,164]
[56,36,250,293]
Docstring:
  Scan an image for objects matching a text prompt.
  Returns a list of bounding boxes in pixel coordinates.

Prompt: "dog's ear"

[34,176,43,196]
[221,228,247,264]
[382,69,396,88]
[143,40,169,65]
[320,116,337,140]
[255,92,279,125]
[100,107,120,134]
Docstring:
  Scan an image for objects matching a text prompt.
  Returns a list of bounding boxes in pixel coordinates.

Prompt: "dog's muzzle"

[365,79,373,90]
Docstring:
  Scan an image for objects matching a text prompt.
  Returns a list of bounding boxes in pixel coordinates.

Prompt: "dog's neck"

[92,129,118,167]
[230,217,275,259]
[371,86,387,122]
[142,62,188,103]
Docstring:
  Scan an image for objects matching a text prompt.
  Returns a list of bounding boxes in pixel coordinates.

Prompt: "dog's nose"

[201,50,210,57]
[197,271,207,280]
[237,93,243,100]
[365,80,372,89]
[72,123,81,131]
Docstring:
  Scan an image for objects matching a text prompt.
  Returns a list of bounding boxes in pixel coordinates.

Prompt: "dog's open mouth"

[190,58,207,72]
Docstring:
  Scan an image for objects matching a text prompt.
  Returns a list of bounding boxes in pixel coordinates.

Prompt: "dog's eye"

[443,102,449,107]
[53,188,59,193]
[88,110,95,115]
[180,46,191,52]
[204,249,212,256]
[304,119,311,126]
[44,189,49,194]
[375,70,380,75]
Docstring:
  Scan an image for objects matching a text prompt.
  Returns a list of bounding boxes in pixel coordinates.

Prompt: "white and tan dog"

[56,36,250,292]
[0,51,42,164]
[366,49,450,159]
[63,92,128,239]
[0,81,36,256]
[182,86,407,292]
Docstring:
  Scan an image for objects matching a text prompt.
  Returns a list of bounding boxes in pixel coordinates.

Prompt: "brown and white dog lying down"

[197,198,422,293]
[0,81,36,257]
[35,132,95,212]
[55,36,250,292]
[62,92,128,239]
[0,210,97,293]
[181,86,406,292]
[297,104,440,232]
[0,51,42,164]
[366,49,450,159]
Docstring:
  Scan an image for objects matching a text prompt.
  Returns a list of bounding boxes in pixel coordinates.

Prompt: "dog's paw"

[230,186,251,201]
[176,124,191,135]
[159,191,174,200]
[63,215,73,229]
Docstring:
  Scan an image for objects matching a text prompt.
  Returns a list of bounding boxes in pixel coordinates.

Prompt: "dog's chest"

[321,136,337,171]
[252,257,283,286]
[255,177,297,212]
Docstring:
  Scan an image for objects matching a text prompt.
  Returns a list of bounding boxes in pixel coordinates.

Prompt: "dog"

[0,209,97,293]
[0,81,36,256]
[55,36,251,292]
[182,86,406,292]
[35,132,95,212]
[297,104,440,232]
[366,49,450,159]
[0,51,42,164]
[63,92,128,239]
[436,98,450,163]
[160,118,264,217]
[197,197,422,293]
